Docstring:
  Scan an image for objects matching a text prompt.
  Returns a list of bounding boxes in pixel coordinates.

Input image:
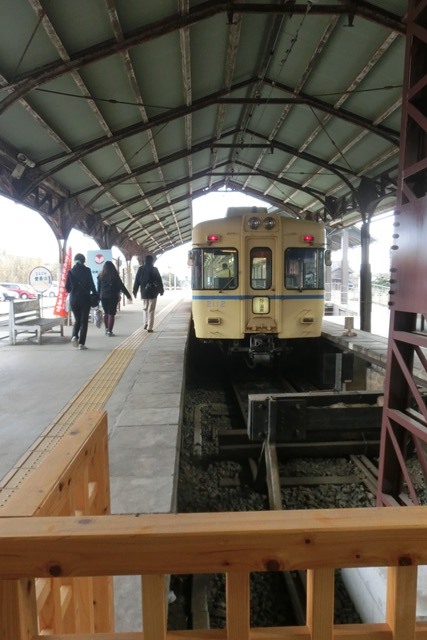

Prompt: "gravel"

[166,332,427,632]
[168,341,378,628]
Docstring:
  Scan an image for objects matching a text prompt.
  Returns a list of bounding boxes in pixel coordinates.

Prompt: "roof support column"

[340,229,349,308]
[377,0,427,506]
[359,220,372,332]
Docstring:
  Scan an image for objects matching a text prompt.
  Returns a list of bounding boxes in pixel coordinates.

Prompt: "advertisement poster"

[54,247,72,317]
[87,249,113,281]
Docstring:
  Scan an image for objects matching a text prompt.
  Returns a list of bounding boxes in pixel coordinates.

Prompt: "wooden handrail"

[1,507,427,577]
[1,508,427,639]
[2,410,427,639]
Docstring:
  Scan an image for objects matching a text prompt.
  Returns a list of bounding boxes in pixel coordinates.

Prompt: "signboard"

[87,250,113,281]
[54,247,72,318]
[29,266,52,293]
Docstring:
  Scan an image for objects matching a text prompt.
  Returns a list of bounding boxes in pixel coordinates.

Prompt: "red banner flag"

[54,247,72,317]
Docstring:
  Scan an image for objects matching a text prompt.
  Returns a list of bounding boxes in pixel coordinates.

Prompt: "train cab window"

[191,248,238,290]
[250,248,272,290]
[285,248,325,290]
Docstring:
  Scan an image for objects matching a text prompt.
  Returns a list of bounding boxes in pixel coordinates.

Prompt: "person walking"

[65,252,98,350]
[97,260,132,336]
[132,254,164,332]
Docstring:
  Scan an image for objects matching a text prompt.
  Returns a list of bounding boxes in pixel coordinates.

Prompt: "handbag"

[93,307,103,329]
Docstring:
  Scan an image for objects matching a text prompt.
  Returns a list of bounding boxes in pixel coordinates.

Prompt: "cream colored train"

[189,207,329,363]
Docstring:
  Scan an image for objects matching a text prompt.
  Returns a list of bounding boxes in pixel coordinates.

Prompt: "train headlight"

[248,216,261,230]
[252,296,270,314]
[263,217,275,230]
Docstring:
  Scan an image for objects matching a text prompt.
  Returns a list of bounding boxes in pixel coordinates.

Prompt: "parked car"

[0,284,19,301]
[0,283,37,299]
[42,282,59,297]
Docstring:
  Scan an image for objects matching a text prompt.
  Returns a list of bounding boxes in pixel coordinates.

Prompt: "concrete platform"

[0,291,191,516]
[107,305,189,515]
[0,290,191,632]
[322,317,389,371]
[322,315,427,387]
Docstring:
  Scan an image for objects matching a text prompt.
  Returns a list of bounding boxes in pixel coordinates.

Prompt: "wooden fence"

[0,410,112,637]
[2,507,427,638]
[2,410,427,639]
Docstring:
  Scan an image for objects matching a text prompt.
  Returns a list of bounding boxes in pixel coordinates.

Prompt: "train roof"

[192,212,326,237]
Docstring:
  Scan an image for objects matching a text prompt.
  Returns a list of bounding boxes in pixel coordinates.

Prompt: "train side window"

[285,248,325,290]
[250,248,272,290]
[191,248,238,290]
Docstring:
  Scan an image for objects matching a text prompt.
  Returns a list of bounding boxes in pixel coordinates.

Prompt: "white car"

[43,283,59,297]
[0,284,19,301]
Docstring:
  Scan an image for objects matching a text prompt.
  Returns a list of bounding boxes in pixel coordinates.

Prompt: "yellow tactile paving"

[0,299,182,505]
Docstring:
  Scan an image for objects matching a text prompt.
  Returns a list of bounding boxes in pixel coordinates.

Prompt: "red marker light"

[207,234,220,243]
[303,234,314,243]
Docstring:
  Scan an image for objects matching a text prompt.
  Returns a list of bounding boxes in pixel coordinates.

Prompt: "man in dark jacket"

[133,254,164,332]
[65,252,97,349]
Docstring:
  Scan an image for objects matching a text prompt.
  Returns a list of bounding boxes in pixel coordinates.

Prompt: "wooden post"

[227,571,250,640]
[306,568,334,640]
[386,565,417,639]
[141,574,167,640]
[0,579,38,640]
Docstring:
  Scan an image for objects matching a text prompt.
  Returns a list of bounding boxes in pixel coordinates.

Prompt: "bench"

[8,297,65,345]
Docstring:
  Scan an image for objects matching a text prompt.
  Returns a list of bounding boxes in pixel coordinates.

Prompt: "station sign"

[29,266,52,293]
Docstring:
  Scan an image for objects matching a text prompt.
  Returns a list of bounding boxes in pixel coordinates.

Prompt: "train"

[189,207,330,364]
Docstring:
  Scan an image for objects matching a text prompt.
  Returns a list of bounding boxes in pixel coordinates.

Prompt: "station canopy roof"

[0,1,405,257]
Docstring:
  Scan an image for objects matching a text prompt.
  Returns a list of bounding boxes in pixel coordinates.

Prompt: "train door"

[244,237,279,335]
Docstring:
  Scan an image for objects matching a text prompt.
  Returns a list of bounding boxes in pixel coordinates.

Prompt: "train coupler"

[249,333,278,364]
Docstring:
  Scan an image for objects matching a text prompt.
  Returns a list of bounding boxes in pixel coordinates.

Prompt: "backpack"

[144,282,158,298]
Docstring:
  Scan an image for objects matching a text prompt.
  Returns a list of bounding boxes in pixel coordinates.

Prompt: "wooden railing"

[2,410,427,639]
[0,410,112,637]
[1,506,427,639]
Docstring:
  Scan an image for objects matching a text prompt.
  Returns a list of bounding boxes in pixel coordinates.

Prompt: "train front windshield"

[285,248,325,290]
[250,247,272,290]
[192,248,238,290]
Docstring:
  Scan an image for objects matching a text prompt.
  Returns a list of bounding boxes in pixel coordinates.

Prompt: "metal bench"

[8,298,65,345]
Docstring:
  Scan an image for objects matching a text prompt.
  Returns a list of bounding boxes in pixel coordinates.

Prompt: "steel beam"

[377,0,427,507]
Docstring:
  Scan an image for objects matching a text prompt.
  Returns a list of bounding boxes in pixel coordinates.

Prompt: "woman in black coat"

[132,254,164,332]
[65,252,98,349]
[97,260,132,336]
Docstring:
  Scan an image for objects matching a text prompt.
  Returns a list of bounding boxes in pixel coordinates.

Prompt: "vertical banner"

[54,247,72,317]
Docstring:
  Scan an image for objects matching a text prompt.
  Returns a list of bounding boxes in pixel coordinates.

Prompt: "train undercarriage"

[201,332,354,390]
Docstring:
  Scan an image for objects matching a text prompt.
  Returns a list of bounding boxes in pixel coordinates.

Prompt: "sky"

[0,192,395,277]
[334,212,395,274]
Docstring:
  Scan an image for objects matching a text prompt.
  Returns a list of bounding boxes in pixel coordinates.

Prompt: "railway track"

[172,339,380,628]
[226,365,382,512]
[182,396,377,628]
